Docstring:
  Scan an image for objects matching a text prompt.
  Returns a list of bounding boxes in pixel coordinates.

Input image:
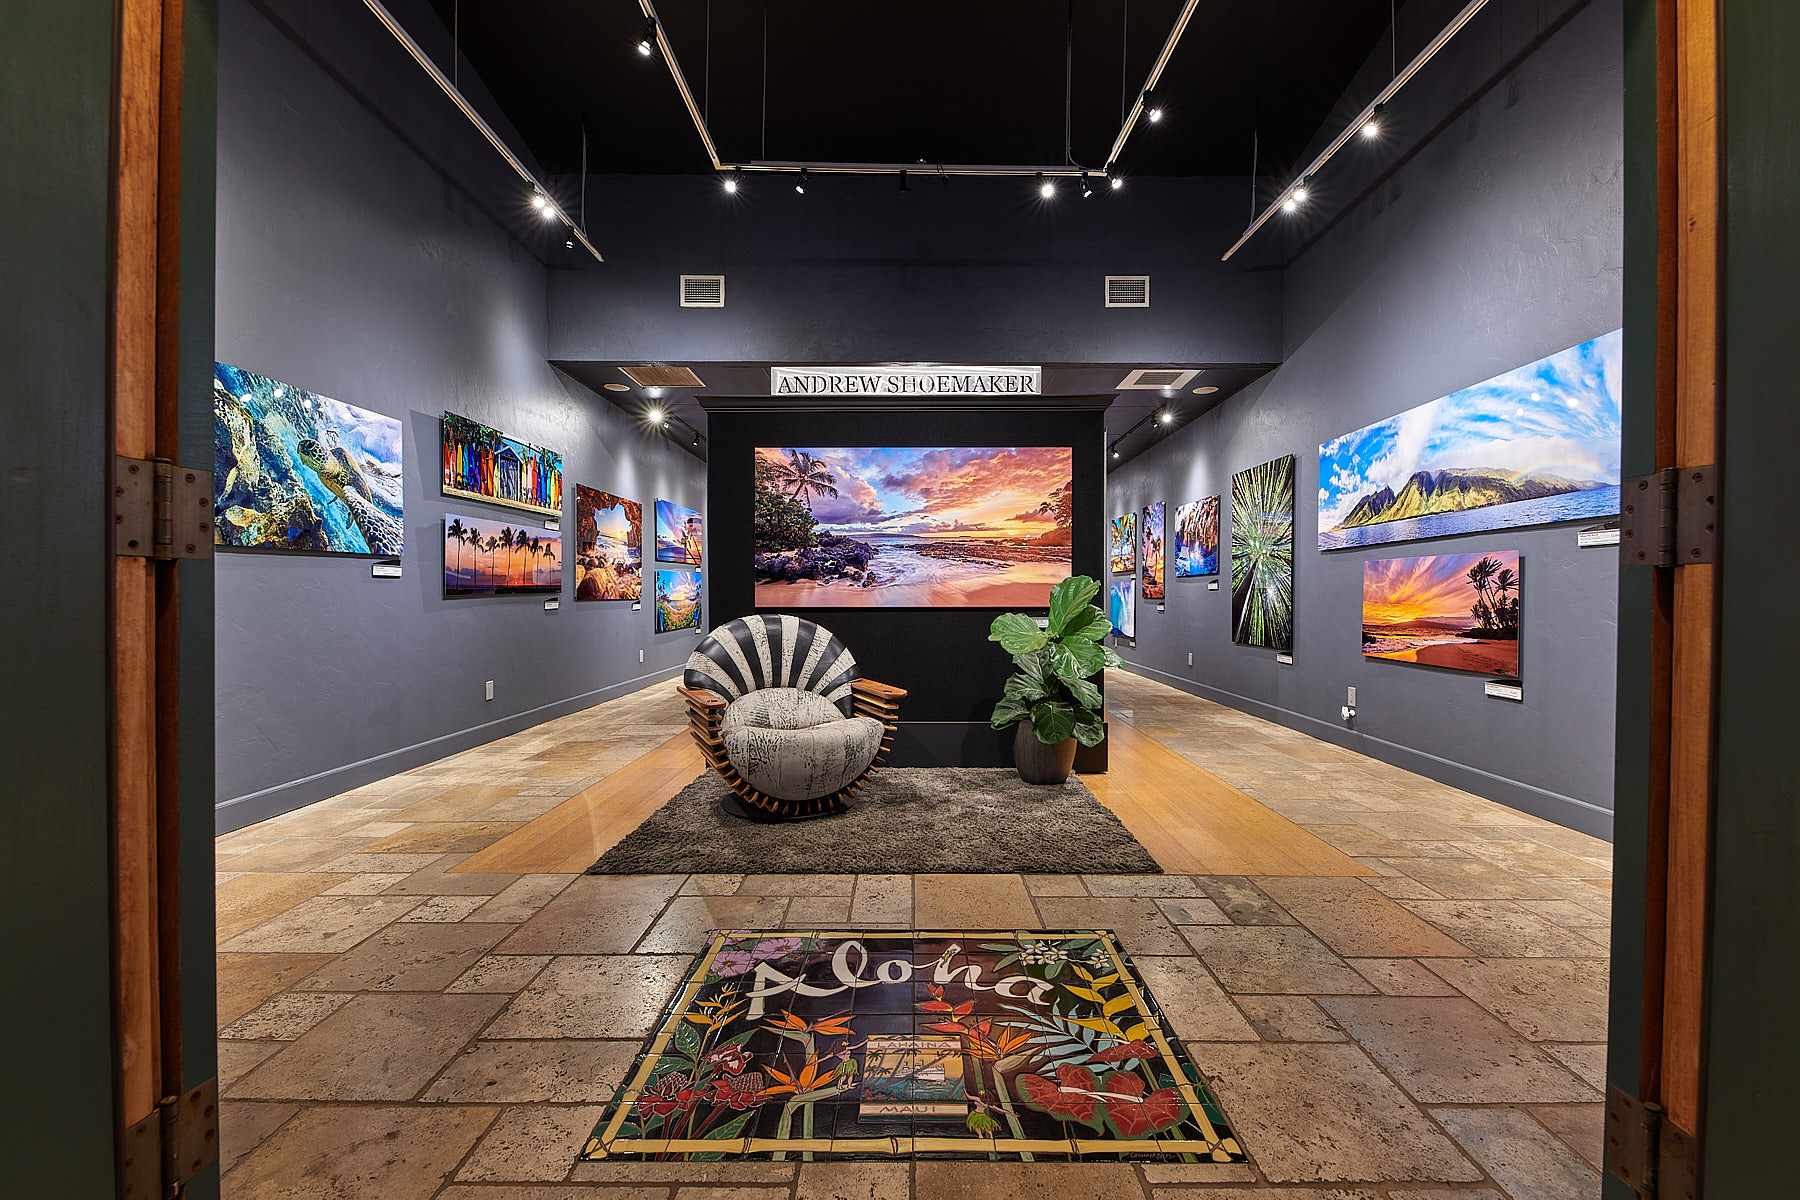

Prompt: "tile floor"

[215,669,1613,1199]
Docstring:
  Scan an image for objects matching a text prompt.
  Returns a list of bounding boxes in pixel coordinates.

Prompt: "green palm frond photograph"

[1230,455,1296,652]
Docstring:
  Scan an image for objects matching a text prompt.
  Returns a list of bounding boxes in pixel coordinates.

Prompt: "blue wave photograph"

[1318,330,1623,550]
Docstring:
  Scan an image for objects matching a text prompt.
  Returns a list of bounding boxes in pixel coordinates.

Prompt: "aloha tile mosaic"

[579,928,1247,1163]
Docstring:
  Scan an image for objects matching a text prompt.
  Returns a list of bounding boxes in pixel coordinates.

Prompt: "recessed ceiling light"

[1192,385,1219,394]
[604,383,629,392]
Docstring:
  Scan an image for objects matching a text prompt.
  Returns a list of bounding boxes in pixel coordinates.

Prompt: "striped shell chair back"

[683,615,861,716]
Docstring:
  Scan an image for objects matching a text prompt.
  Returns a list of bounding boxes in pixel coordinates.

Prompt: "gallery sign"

[771,365,1042,397]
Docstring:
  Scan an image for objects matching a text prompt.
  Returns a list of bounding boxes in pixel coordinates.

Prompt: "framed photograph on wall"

[444,512,562,597]
[1362,551,1521,676]
[1109,512,1137,575]
[1109,578,1135,639]
[751,446,1072,609]
[655,569,703,632]
[656,499,704,565]
[575,486,642,601]
[213,361,404,555]
[441,411,563,517]
[1173,496,1219,577]
[1142,501,1165,599]
[1230,455,1295,652]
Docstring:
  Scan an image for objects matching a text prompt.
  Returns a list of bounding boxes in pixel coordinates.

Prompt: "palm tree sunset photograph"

[1361,550,1521,676]
[752,446,1072,608]
[443,511,563,597]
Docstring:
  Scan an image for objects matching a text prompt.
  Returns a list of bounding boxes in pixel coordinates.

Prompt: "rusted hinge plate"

[1605,1083,1661,1197]
[1619,468,1677,567]
[1673,464,1718,565]
[166,1077,220,1190]
[119,1078,218,1199]
[1660,1116,1700,1200]
[114,457,212,560]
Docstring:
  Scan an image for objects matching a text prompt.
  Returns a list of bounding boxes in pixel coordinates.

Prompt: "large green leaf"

[990,698,1031,729]
[1058,605,1114,643]
[1062,675,1103,711]
[1059,638,1107,679]
[1098,645,1125,670]
[989,612,1048,655]
[1046,575,1101,636]
[1073,714,1107,747]
[1028,699,1078,744]
[1003,671,1049,706]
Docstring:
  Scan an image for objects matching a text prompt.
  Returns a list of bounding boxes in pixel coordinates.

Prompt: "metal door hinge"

[1606,1083,1700,1199]
[121,1078,219,1199]
[1620,465,1718,567]
[114,457,212,560]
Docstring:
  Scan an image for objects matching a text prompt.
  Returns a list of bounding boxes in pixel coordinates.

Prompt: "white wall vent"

[1116,368,1200,391]
[680,274,725,307]
[1105,275,1150,307]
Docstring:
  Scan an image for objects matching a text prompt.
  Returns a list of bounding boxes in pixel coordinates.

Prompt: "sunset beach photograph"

[752,446,1072,608]
[1362,550,1522,676]
[443,512,562,597]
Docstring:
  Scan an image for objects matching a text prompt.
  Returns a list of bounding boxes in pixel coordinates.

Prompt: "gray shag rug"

[586,767,1161,875]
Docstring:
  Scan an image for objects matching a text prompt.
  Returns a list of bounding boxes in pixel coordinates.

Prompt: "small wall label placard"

[771,365,1042,397]
[544,598,560,611]
[1276,653,1294,665]
[1578,526,1620,548]
[1485,679,1524,701]
[543,519,560,531]
[371,561,402,578]
[1207,580,1220,590]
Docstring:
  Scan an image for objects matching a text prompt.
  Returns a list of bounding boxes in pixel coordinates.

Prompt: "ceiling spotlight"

[1111,447,1121,460]
[723,168,741,194]
[645,386,664,398]
[1143,91,1163,123]
[645,406,666,426]
[636,20,656,56]
[692,434,701,448]
[1361,103,1386,139]
[1037,173,1055,199]
[794,169,808,195]
[564,230,576,249]
[1080,173,1094,198]
[899,170,911,194]
[1158,410,1174,425]
[530,192,548,212]
[1108,170,1124,191]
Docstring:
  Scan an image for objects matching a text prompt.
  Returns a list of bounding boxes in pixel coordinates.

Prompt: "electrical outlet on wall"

[1187,651,1193,666]
[484,680,494,701]
[639,649,645,663]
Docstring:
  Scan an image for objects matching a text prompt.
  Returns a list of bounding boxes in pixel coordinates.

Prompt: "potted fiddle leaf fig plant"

[988,574,1122,784]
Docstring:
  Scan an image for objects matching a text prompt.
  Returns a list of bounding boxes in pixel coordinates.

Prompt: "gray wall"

[547,173,1284,366]
[214,0,706,830]
[1107,0,1624,837]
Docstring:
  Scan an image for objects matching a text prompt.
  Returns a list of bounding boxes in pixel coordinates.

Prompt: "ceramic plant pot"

[1013,719,1079,785]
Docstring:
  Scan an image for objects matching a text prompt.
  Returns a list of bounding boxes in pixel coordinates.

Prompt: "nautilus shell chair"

[678,616,906,820]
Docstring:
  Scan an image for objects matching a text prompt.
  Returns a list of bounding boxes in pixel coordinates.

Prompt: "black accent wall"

[703,401,1107,766]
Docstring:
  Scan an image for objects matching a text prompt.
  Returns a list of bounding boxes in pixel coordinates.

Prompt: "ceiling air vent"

[1105,275,1150,308]
[1116,368,1200,390]
[680,274,725,308]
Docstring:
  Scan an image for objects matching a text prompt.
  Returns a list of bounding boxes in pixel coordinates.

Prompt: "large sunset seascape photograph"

[1362,550,1522,676]
[753,446,1073,608]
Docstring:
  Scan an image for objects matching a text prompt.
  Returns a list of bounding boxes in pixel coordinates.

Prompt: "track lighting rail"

[1220,0,1492,261]
[360,0,605,263]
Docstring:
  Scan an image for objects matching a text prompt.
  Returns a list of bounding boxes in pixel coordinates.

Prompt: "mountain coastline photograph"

[1318,331,1623,550]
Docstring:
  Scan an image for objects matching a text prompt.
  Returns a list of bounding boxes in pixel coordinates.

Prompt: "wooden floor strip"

[455,721,1371,878]
[1080,721,1373,877]
[454,733,703,875]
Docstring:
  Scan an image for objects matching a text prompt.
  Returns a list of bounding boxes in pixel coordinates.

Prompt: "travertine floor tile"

[1400,900,1603,957]
[1319,996,1595,1104]
[448,955,553,993]
[218,1100,297,1175]
[1544,1042,1608,1090]
[229,993,506,1100]
[849,874,912,924]
[1377,856,1561,900]
[1156,896,1231,924]
[215,873,355,942]
[738,873,855,895]
[786,896,853,925]
[1194,876,1296,925]
[456,1104,608,1182]
[1530,1102,1606,1171]
[1254,877,1471,957]
[1181,925,1375,994]
[216,951,337,1028]
[1130,956,1258,1041]
[1234,995,1347,1042]
[1030,896,1190,954]
[680,873,746,895]
[795,1160,912,1200]
[220,991,354,1041]
[1432,1105,1603,1200]
[637,896,791,953]
[1197,1042,1481,1183]
[913,1161,1141,1199]
[217,1040,283,1089]
[1423,956,1609,1042]
[217,894,424,954]
[399,894,491,921]
[466,875,575,923]
[1081,874,1203,897]
[294,922,509,992]
[486,955,689,1039]
[496,874,685,955]
[1020,873,1087,896]
[220,1103,495,1199]
[913,874,1036,927]
[423,1039,637,1103]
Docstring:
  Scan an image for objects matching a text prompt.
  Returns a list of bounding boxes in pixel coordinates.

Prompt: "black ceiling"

[428,1,1406,180]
